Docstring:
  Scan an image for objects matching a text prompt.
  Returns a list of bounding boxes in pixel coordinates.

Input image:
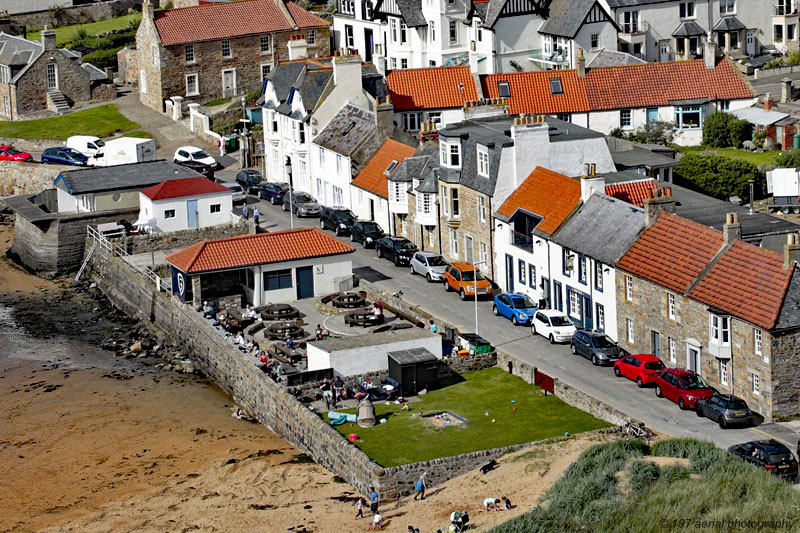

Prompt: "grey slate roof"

[313,104,376,156]
[606,0,676,6]
[612,150,679,169]
[416,171,439,193]
[540,0,610,38]
[54,160,203,195]
[81,62,108,81]
[774,269,800,331]
[713,16,745,32]
[551,194,645,265]
[672,20,706,37]
[483,0,508,28]
[586,49,646,68]
[0,32,40,72]
[396,0,427,27]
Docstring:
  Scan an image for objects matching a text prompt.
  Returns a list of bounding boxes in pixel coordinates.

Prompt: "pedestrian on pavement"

[369,487,379,514]
[253,207,261,226]
[414,472,426,500]
[242,204,249,219]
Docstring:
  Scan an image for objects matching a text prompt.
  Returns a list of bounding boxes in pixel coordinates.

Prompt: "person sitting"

[332,376,346,405]
[242,305,253,320]
[203,301,216,319]
[248,307,258,320]
[484,497,499,511]
[370,513,383,530]
[501,496,511,510]
[314,324,324,340]
[234,333,246,348]
[259,352,268,365]
[372,302,384,324]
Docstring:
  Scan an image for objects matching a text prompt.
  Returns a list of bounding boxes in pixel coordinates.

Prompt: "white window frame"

[345,25,355,48]
[477,146,489,177]
[679,1,695,19]
[222,39,232,58]
[429,21,436,42]
[590,33,599,49]
[626,318,634,343]
[429,228,435,247]
[403,112,420,131]
[210,203,221,213]
[441,141,461,168]
[185,73,199,96]
[478,195,487,224]
[568,291,580,319]
[441,186,449,216]
[720,0,735,14]
[597,304,605,331]
[185,44,195,63]
[307,30,316,45]
[449,228,459,257]
[754,328,763,358]
[669,337,676,362]
[480,241,488,264]
[46,63,58,90]
[449,20,458,44]
[625,275,633,301]
[710,313,730,346]
[752,373,760,395]
[339,0,354,14]
[720,360,729,385]
[401,58,408,69]
[261,63,271,81]
[390,18,398,43]
[620,109,632,129]
[261,35,271,53]
[668,293,676,320]
[164,209,176,219]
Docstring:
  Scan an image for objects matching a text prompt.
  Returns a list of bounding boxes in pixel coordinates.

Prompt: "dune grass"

[332,368,609,467]
[0,104,140,140]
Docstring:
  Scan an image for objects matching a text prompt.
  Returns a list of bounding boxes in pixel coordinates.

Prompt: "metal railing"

[86,226,172,292]
[621,20,649,34]
[511,230,534,252]
[529,48,570,66]
[774,4,799,15]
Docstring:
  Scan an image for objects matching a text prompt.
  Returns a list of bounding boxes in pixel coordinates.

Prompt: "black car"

[235,169,263,194]
[175,159,215,180]
[570,330,627,366]
[696,394,754,428]
[350,220,385,248]
[258,182,289,204]
[728,440,798,480]
[376,236,418,266]
[320,206,356,236]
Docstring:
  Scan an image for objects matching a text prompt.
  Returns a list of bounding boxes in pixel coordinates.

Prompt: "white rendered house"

[137,177,233,233]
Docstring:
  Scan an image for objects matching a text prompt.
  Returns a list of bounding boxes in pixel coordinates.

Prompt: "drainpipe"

[545,238,552,309]
[436,197,443,255]
[489,196,495,280]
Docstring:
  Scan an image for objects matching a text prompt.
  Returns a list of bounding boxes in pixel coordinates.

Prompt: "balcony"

[529,48,570,68]
[511,230,533,253]
[620,20,649,35]
[389,197,408,215]
[415,210,437,227]
[774,4,799,16]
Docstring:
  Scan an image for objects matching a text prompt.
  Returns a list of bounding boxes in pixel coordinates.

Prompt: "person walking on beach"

[369,487,379,514]
[355,497,365,519]
[414,473,426,501]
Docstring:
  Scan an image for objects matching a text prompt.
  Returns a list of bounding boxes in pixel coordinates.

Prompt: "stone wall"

[118,219,250,255]
[15,46,92,116]
[11,0,142,30]
[0,162,68,196]
[116,46,138,85]
[0,137,64,152]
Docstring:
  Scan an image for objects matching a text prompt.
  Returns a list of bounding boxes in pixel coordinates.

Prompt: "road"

[218,170,800,453]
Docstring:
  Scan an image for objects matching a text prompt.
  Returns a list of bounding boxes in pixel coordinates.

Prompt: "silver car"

[409,251,449,282]
[282,191,321,217]
[222,182,246,203]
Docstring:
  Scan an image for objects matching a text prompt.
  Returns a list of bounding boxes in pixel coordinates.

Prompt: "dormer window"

[498,81,510,98]
[550,77,563,95]
[477,145,489,177]
[440,141,461,168]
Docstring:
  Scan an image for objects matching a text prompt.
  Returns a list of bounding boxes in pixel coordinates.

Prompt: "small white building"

[137,177,233,233]
[306,327,442,377]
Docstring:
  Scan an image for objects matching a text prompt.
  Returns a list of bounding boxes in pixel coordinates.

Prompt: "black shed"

[388,348,439,397]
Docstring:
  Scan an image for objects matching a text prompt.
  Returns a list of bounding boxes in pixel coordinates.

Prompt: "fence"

[86,225,171,292]
[534,368,554,393]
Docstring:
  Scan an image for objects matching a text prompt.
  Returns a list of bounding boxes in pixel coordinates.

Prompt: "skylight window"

[385,160,399,173]
[550,77,563,95]
[498,81,511,98]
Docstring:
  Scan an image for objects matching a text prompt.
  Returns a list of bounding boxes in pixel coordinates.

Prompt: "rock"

[130,341,142,353]
[89,283,97,289]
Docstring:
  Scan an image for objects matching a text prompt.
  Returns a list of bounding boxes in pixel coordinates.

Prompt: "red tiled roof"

[140,177,229,201]
[387,66,479,111]
[605,180,658,208]
[481,70,590,115]
[477,59,752,115]
[496,167,580,236]
[352,139,416,199]
[153,0,329,46]
[689,241,793,330]
[617,212,723,294]
[166,228,354,273]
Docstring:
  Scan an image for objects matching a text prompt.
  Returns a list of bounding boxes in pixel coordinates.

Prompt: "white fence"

[86,225,172,292]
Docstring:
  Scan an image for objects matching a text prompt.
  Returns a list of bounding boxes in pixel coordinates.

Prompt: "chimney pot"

[723,212,742,245]
[644,192,677,227]
[784,233,800,269]
[590,163,596,176]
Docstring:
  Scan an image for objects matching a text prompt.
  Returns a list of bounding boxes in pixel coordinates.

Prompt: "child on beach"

[354,497,364,519]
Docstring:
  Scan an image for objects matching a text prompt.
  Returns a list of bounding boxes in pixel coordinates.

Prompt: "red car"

[613,353,665,387]
[655,368,714,410]
[0,145,33,162]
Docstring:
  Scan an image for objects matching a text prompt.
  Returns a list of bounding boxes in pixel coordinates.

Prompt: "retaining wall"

[118,220,250,255]
[0,160,68,196]
[0,137,65,152]
[12,0,141,29]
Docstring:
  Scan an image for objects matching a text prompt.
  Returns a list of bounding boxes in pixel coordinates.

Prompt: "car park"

[282,192,321,217]
[320,206,356,235]
[41,147,89,166]
[530,309,576,343]
[613,354,665,387]
[350,221,385,248]
[235,169,263,194]
[174,145,217,168]
[376,236,417,266]
[0,145,32,162]
[442,262,493,301]
[409,251,448,282]
[174,159,215,180]
[570,330,627,366]
[492,292,538,326]
[728,440,798,480]
[654,368,714,410]
[258,182,289,204]
[696,394,754,428]
[222,183,246,203]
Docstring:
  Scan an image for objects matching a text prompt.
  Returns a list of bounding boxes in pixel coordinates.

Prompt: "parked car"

[409,251,448,282]
[66,135,104,158]
[320,206,356,235]
[41,147,89,166]
[222,182,246,203]
[174,145,217,168]
[235,169,263,194]
[613,353,665,387]
[696,394,754,428]
[493,292,538,326]
[376,236,418,266]
[570,330,627,366]
[530,309,576,344]
[728,440,798,480]
[282,192,321,217]
[655,368,714,410]
[258,182,289,204]
[0,145,32,162]
[442,262,493,301]
[174,159,215,180]
[350,220,385,248]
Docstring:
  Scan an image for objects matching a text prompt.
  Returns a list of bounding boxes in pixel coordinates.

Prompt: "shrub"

[728,118,751,149]
[609,127,625,139]
[775,148,800,168]
[628,120,676,145]
[789,49,800,65]
[674,153,762,200]
[627,460,660,492]
[81,46,123,70]
[753,129,768,149]
[703,112,734,147]
[658,464,690,483]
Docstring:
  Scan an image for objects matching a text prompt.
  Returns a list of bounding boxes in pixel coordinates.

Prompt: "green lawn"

[0,104,140,140]
[27,13,142,46]
[675,145,780,166]
[332,368,609,467]
[124,130,153,139]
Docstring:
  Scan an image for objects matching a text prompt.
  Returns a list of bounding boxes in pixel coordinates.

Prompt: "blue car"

[41,147,89,166]
[257,182,290,205]
[492,292,538,326]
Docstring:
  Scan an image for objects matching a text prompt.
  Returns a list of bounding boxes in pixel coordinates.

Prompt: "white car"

[174,145,217,168]
[409,251,448,282]
[530,309,577,344]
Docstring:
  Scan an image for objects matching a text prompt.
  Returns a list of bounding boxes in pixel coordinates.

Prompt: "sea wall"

[0,161,67,196]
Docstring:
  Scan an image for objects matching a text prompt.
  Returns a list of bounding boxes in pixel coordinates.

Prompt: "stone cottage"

[135,0,331,112]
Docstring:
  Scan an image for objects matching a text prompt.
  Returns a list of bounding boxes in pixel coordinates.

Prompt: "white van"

[91,137,157,167]
[66,135,105,158]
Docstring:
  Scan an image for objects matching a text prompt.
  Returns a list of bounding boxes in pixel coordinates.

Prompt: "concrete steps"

[47,90,69,114]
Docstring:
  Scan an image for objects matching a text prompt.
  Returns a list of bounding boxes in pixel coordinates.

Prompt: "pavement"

[217,166,800,457]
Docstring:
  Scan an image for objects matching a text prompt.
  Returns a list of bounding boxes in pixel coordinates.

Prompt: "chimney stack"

[782,78,793,104]
[576,48,586,77]
[644,187,676,227]
[41,26,56,52]
[703,39,716,69]
[723,212,741,245]
[764,93,774,111]
[374,44,386,78]
[419,119,438,144]
[375,95,393,137]
[580,163,605,202]
[287,36,308,60]
[0,14,11,35]
[785,233,800,269]
[143,0,155,20]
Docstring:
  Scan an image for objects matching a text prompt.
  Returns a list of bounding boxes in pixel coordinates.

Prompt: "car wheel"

[678,398,687,410]
[459,289,467,301]
[636,376,644,388]
[393,256,400,267]
[492,305,499,316]
[570,343,577,355]
[696,407,704,418]
[271,197,278,205]
[614,366,622,378]
[410,265,415,276]
[512,315,519,326]
[335,227,342,236]
[320,219,325,229]
[350,232,356,242]
[655,385,663,397]
[531,324,537,336]
[591,355,598,366]
[549,334,555,344]
[282,203,287,211]
[718,418,727,429]
[443,281,451,292]
[426,273,433,283]
[377,247,383,258]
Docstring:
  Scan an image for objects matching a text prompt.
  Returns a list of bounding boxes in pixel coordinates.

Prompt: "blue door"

[505,254,514,292]
[187,199,198,228]
[296,266,314,299]
[647,108,658,124]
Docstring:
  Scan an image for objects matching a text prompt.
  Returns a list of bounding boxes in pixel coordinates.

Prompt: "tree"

[703,112,734,147]
[628,120,676,145]
[728,118,751,149]
[674,153,763,200]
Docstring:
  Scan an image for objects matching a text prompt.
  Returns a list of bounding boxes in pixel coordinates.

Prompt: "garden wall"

[117,219,251,255]
[754,64,800,79]
[0,137,64,153]
[11,0,142,29]
[0,161,68,196]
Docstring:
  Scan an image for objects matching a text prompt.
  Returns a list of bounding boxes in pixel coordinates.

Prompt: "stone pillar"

[187,103,201,132]
[724,32,731,53]
[191,275,202,307]
[171,96,184,120]
[684,38,691,59]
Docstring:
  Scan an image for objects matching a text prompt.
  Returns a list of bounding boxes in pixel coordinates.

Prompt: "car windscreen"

[6,146,21,154]
[768,451,793,464]
[64,148,84,157]
[228,185,242,192]
[396,240,416,250]
[592,335,617,348]
[722,398,749,410]
[192,150,210,159]
[95,139,106,147]
[511,296,536,309]
[276,183,289,191]
[334,210,355,221]
[680,374,709,390]
[295,194,314,203]
[461,270,485,282]
[361,223,382,233]
[427,256,447,267]
[644,361,665,370]
[550,316,572,327]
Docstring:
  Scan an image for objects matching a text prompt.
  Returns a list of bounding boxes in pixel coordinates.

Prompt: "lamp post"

[473,260,487,335]
[285,157,294,229]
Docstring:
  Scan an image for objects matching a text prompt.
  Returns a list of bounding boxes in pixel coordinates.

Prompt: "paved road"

[218,170,800,453]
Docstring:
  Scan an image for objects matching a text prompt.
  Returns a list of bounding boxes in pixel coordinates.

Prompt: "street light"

[285,157,294,229]
[472,260,487,336]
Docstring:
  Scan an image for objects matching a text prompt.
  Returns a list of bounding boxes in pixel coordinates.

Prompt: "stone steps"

[47,90,69,114]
